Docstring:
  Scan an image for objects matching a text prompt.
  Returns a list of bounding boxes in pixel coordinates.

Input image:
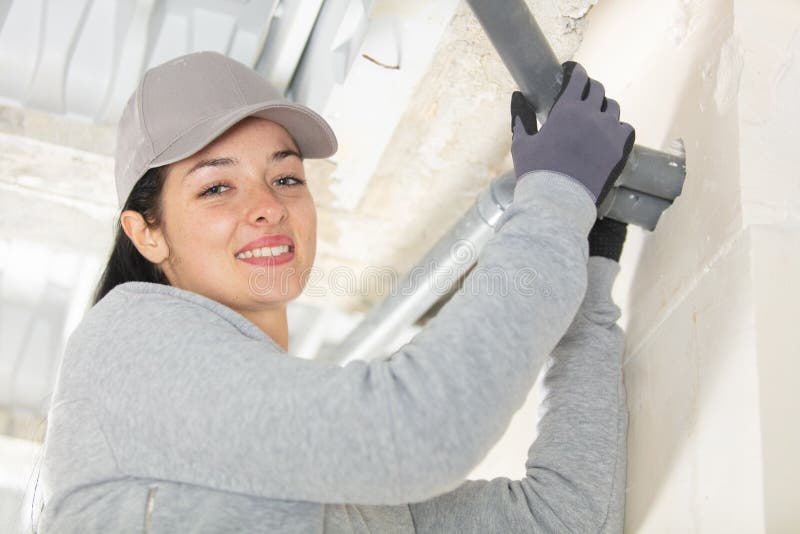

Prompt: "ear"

[120,210,170,265]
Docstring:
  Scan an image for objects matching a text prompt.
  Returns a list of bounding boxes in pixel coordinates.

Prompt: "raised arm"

[405,255,629,533]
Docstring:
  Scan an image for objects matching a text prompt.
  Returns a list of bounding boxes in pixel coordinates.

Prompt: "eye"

[199,182,231,197]
[275,175,306,187]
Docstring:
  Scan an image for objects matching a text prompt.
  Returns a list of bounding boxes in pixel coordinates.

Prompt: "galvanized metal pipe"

[465,0,686,217]
[324,171,517,364]
[326,177,670,362]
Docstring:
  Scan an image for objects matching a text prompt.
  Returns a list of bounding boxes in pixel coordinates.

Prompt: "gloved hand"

[510,61,636,207]
[588,216,628,262]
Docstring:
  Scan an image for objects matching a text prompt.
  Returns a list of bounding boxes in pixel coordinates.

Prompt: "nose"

[248,184,288,225]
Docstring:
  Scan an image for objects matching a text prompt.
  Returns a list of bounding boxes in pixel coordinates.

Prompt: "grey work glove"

[510,61,636,207]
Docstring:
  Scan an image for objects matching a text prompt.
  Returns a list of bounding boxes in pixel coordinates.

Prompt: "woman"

[36,51,633,532]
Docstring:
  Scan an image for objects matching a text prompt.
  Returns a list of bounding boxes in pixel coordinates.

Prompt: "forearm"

[522,255,628,532]
[373,171,596,503]
[406,256,629,532]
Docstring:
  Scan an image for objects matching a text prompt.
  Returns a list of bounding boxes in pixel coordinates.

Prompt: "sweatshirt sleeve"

[61,170,596,506]
[404,256,629,533]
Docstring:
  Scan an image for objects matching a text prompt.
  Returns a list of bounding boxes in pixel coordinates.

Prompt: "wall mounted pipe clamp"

[465,0,687,231]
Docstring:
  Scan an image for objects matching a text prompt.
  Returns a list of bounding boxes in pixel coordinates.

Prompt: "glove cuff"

[588,216,627,262]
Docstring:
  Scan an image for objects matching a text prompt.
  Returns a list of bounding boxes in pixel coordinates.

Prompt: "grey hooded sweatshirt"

[36,170,628,533]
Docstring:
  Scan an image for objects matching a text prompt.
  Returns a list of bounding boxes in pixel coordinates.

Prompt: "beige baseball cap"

[114,50,338,209]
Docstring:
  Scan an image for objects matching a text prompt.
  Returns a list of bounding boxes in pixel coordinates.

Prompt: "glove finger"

[586,78,606,107]
[512,116,531,144]
[604,98,621,120]
[557,61,590,103]
[597,124,636,206]
[510,91,538,135]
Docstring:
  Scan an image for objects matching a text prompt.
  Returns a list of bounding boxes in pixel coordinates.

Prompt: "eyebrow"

[183,149,303,182]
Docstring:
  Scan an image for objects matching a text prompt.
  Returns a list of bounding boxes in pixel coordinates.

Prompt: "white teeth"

[236,245,291,260]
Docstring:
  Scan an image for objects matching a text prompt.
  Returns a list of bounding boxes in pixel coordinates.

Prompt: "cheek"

[175,207,238,260]
[298,202,317,252]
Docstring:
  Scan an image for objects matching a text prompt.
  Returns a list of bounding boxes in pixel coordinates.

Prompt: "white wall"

[469,0,799,531]
[578,0,798,531]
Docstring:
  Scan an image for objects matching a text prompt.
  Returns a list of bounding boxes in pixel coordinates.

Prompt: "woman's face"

[154,116,317,312]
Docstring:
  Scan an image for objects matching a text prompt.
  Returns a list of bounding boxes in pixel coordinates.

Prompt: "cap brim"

[150,100,338,167]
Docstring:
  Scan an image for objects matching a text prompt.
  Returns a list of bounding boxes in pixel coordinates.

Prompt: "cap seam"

[151,107,236,160]
[139,70,155,156]
[116,76,152,189]
[225,60,248,106]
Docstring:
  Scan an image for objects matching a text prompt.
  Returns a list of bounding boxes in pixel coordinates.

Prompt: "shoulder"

[73,281,272,350]
[53,282,284,406]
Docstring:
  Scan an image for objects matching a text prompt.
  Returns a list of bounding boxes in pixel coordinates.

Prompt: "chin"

[247,278,302,302]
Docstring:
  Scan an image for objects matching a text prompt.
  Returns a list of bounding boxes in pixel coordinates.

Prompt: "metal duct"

[324,171,516,363]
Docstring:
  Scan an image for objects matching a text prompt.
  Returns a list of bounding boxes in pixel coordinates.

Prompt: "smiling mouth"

[235,244,295,259]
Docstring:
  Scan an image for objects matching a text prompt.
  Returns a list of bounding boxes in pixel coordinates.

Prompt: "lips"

[234,234,294,267]
[237,249,295,267]
[235,234,295,256]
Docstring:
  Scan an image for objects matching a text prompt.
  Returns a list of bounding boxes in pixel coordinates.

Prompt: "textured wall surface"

[570,0,798,531]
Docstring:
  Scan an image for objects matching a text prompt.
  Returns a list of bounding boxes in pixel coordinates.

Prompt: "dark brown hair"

[92,166,171,305]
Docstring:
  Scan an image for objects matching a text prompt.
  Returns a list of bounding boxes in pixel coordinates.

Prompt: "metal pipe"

[615,142,686,201]
[323,171,517,364]
[599,186,673,231]
[326,171,669,362]
[465,0,686,209]
[465,0,562,125]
